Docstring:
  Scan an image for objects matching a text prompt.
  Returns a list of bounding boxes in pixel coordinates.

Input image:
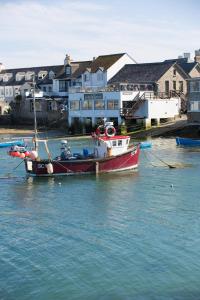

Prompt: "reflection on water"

[0,137,200,299]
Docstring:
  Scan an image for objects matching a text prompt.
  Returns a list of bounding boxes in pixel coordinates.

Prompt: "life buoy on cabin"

[105,125,116,137]
[96,125,105,136]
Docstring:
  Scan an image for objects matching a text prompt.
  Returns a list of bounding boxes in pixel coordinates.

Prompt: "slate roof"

[178,62,199,74]
[55,53,125,79]
[89,53,125,72]
[108,61,176,84]
[55,61,92,80]
[0,65,63,86]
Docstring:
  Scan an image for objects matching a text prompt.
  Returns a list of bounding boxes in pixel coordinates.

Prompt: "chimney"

[64,54,71,66]
[194,49,200,63]
[0,63,5,72]
[183,53,191,62]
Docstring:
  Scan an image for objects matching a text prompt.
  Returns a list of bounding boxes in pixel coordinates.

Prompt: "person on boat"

[60,140,71,160]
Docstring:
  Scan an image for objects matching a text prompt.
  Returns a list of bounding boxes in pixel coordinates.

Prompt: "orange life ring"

[105,126,116,137]
[96,125,105,136]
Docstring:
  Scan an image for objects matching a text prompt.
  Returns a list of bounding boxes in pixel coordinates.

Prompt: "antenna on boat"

[32,75,38,151]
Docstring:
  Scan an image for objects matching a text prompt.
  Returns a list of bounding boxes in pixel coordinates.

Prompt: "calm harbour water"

[1,137,200,300]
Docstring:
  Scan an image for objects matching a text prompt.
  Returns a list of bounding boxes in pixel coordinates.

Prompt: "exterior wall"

[189,67,200,78]
[107,54,136,82]
[187,78,200,123]
[157,65,187,94]
[81,53,136,89]
[82,70,107,88]
[147,98,180,119]
[12,98,65,124]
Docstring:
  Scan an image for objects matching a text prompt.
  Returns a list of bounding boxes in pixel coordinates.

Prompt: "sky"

[0,0,200,68]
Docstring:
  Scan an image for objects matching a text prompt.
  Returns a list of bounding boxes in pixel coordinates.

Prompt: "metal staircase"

[120,92,145,119]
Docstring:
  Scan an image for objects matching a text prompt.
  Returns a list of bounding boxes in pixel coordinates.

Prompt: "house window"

[59,80,68,92]
[70,101,80,110]
[165,81,169,95]
[16,72,25,81]
[49,71,55,79]
[140,85,145,91]
[25,72,34,81]
[107,100,119,110]
[97,72,103,81]
[173,69,177,76]
[38,72,47,80]
[30,101,42,112]
[48,86,52,92]
[94,100,105,110]
[191,81,199,92]
[43,86,46,92]
[179,81,183,92]
[84,73,90,82]
[82,100,93,110]
[173,81,176,90]
[65,66,71,75]
[47,101,53,111]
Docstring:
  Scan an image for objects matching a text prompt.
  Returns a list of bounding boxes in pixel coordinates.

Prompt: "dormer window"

[16,72,25,81]
[65,66,71,76]
[38,71,47,80]
[25,71,35,81]
[49,70,55,79]
[3,73,12,82]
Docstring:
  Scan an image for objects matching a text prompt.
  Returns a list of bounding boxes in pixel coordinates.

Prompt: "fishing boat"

[9,78,140,177]
[176,137,200,147]
[24,122,140,176]
[0,140,25,148]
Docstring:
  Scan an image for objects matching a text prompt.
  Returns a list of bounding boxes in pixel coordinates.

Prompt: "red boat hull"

[25,145,140,176]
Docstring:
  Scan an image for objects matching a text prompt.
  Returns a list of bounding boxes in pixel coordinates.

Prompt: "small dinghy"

[176,137,200,147]
[140,141,152,149]
[0,140,25,148]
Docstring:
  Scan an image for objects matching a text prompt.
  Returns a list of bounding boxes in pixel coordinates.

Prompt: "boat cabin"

[94,135,130,158]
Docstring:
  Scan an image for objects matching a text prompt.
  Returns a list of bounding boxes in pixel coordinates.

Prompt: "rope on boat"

[143,150,176,169]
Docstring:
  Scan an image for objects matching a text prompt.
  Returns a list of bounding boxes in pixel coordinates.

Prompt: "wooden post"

[95,161,99,174]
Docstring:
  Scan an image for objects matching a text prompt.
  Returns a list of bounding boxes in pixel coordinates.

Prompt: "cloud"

[0,0,199,68]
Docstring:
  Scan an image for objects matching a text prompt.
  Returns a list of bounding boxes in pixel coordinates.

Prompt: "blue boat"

[0,140,25,148]
[176,137,200,147]
[140,141,152,149]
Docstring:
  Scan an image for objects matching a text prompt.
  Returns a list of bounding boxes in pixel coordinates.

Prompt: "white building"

[68,89,180,131]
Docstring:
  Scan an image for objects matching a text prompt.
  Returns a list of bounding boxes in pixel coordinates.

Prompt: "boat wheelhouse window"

[70,100,80,110]
[118,140,122,146]
[126,139,129,144]
[107,100,118,110]
[112,140,117,146]
[94,100,105,110]
[82,100,93,110]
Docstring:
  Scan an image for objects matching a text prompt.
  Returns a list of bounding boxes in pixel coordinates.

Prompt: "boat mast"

[32,75,38,151]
